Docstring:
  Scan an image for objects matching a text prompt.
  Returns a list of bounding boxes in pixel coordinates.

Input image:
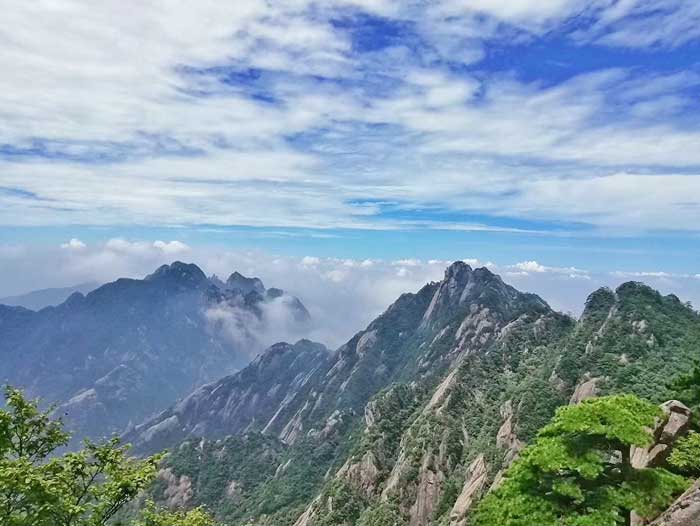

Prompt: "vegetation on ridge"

[0,387,215,526]
[473,395,689,526]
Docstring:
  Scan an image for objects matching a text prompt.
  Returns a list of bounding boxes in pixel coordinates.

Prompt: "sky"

[1,1,700,332]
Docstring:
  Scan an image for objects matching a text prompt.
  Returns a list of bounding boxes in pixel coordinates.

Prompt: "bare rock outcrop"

[408,452,446,526]
[496,400,524,454]
[631,400,691,469]
[449,455,488,526]
[651,480,700,526]
[158,468,193,508]
[569,375,601,405]
[336,451,381,498]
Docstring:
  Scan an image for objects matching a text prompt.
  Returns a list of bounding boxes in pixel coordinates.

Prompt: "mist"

[1,238,699,350]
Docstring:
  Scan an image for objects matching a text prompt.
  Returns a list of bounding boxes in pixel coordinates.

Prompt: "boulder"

[657,401,692,444]
[632,401,691,469]
[650,480,700,526]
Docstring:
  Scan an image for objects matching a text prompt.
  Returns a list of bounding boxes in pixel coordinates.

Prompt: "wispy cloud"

[1,1,699,237]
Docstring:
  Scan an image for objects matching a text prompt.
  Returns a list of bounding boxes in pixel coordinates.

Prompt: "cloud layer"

[2,238,698,348]
[1,1,700,234]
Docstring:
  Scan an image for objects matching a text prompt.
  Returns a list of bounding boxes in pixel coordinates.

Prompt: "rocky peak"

[266,287,285,299]
[251,339,327,373]
[444,260,474,282]
[226,271,265,295]
[421,261,548,329]
[581,287,616,320]
[208,274,226,289]
[145,261,208,287]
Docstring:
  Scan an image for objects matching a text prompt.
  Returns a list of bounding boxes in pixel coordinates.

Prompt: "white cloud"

[514,260,546,273]
[1,241,699,345]
[431,0,700,49]
[153,240,191,255]
[0,1,699,236]
[301,256,321,266]
[433,0,584,26]
[60,238,86,250]
[392,258,421,267]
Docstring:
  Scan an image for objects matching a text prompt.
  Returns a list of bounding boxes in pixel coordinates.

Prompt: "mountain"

[133,262,570,523]
[136,262,700,526]
[131,262,563,452]
[226,271,265,295]
[0,262,310,446]
[126,339,331,454]
[0,282,100,310]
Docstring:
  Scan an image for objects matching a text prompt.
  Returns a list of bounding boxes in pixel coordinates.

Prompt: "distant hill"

[0,282,100,310]
[0,262,310,447]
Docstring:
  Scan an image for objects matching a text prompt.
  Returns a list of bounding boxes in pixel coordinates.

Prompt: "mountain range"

[0,281,101,310]
[2,260,698,525]
[125,261,700,526]
[0,262,310,446]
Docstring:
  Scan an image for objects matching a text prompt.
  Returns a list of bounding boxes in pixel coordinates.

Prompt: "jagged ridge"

[0,262,310,446]
[143,263,700,526]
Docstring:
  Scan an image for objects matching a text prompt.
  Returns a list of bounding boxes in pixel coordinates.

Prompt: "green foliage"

[314,480,366,526]
[473,395,689,526]
[668,431,700,477]
[538,394,661,446]
[0,386,182,526]
[567,284,700,403]
[354,384,421,468]
[152,428,358,526]
[356,501,405,526]
[165,433,284,512]
[434,475,460,520]
[669,362,700,410]
[133,501,215,526]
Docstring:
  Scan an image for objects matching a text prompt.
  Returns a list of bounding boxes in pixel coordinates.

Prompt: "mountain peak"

[444,260,473,278]
[443,261,500,286]
[226,271,265,295]
[421,262,547,329]
[581,287,616,320]
[144,261,208,286]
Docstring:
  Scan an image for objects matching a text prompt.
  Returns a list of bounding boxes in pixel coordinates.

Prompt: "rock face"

[126,339,331,453]
[158,468,194,508]
[0,261,310,445]
[336,452,381,498]
[569,375,601,405]
[408,454,446,526]
[496,400,524,453]
[631,401,692,470]
[450,455,488,526]
[225,271,265,295]
[651,481,700,526]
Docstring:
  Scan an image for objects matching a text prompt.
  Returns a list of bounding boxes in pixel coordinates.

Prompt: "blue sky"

[1,1,700,289]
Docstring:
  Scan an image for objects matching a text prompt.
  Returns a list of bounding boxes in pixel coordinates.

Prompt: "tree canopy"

[473,395,689,526]
[670,361,700,410]
[0,386,215,526]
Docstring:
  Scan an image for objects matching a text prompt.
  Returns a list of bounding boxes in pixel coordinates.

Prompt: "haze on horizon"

[1,0,699,323]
